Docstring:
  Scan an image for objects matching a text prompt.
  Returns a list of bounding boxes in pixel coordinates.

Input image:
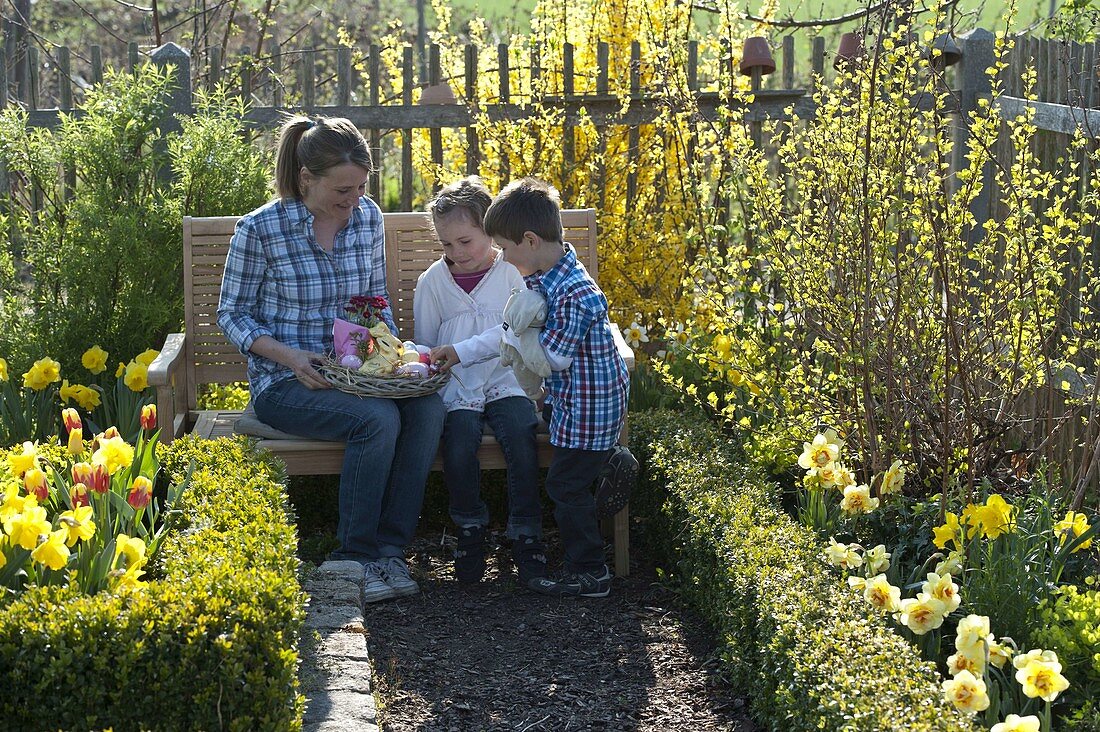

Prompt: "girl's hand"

[429,345,460,371]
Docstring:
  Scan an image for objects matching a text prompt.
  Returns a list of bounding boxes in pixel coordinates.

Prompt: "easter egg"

[396,362,429,379]
[339,354,363,369]
[402,340,418,352]
[415,344,432,356]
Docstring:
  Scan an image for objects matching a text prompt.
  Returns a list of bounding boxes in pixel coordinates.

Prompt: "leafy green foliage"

[0,435,305,730]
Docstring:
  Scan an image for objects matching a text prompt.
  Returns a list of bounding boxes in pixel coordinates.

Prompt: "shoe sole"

[388,583,420,598]
[362,586,398,603]
[596,450,638,520]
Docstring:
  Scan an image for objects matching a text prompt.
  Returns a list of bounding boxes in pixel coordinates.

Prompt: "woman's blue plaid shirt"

[217,196,396,398]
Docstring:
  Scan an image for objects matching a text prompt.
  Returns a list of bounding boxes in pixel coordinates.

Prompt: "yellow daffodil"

[0,486,32,524]
[115,361,126,378]
[59,379,79,405]
[899,593,947,634]
[1012,648,1060,671]
[1015,655,1069,701]
[976,494,1017,539]
[111,564,147,592]
[879,459,906,495]
[935,551,965,576]
[813,462,840,489]
[31,528,70,571]
[798,432,841,470]
[5,504,52,550]
[933,512,962,550]
[74,384,101,410]
[864,574,901,613]
[841,484,879,514]
[0,356,7,381]
[864,544,891,575]
[134,349,159,367]
[955,614,992,654]
[1054,511,1092,552]
[991,714,1040,732]
[82,345,109,374]
[7,441,39,478]
[22,357,61,391]
[942,670,990,714]
[123,360,149,392]
[962,503,983,539]
[58,505,96,546]
[988,639,1015,669]
[0,538,6,569]
[824,539,863,570]
[832,464,856,490]
[922,572,961,614]
[947,647,986,677]
[847,575,867,592]
[92,435,135,476]
[113,534,147,571]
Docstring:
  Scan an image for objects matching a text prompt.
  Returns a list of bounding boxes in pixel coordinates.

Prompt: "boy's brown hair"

[483,177,564,245]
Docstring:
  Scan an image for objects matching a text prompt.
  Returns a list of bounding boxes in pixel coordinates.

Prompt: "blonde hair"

[273,116,372,200]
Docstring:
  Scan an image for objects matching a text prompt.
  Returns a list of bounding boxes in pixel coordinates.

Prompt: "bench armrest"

[149,333,188,442]
[609,323,636,371]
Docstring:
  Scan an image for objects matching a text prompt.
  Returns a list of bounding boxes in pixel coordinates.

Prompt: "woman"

[217,115,445,603]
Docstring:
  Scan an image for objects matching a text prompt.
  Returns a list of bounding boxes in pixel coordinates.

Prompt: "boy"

[431,177,637,598]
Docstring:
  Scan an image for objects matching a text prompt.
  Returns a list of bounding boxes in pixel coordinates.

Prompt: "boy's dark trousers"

[545,446,612,573]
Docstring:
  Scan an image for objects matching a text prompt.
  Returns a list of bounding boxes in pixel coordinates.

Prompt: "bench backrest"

[182,208,598,405]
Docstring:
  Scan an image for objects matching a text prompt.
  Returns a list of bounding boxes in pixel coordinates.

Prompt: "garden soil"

[362,529,757,731]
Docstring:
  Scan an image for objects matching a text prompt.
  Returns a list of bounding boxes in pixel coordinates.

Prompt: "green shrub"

[0,435,305,731]
[631,410,979,731]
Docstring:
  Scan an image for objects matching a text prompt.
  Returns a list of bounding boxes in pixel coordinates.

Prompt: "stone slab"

[304,604,364,632]
[302,689,378,725]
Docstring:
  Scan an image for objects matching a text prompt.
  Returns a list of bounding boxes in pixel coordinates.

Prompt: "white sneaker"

[362,561,397,603]
[379,556,420,597]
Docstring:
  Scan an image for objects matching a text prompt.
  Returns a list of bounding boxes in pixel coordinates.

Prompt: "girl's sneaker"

[511,535,547,584]
[454,525,487,583]
[362,560,398,603]
[379,556,419,597]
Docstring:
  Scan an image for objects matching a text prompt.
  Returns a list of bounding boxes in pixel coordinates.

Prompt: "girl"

[414,176,545,584]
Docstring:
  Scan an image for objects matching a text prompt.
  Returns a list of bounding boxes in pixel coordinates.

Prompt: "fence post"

[150,43,193,180]
[954,28,995,245]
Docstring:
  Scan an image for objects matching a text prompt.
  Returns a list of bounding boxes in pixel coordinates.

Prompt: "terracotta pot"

[834,32,865,71]
[419,83,457,105]
[739,36,776,76]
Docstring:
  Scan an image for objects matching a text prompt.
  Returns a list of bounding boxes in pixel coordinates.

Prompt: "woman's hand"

[287,348,332,389]
[429,345,460,372]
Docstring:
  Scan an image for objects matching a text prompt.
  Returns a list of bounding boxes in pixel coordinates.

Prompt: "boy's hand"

[429,344,460,371]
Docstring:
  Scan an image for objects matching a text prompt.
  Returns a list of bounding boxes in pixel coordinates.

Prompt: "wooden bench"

[148,209,634,576]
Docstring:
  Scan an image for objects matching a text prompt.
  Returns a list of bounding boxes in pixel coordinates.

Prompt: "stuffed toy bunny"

[500,288,552,399]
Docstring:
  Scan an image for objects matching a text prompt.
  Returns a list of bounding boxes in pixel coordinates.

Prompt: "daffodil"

[840,484,879,514]
[947,647,986,676]
[71,384,101,410]
[955,614,992,654]
[5,504,52,550]
[134,349,159,367]
[879,459,905,495]
[941,670,990,714]
[113,534,147,571]
[31,528,70,571]
[864,574,901,612]
[92,435,135,476]
[622,321,649,349]
[123,360,149,392]
[847,575,867,592]
[824,539,863,570]
[898,592,947,634]
[832,463,856,489]
[1015,654,1070,701]
[0,356,7,381]
[813,462,841,489]
[1054,511,1093,552]
[864,544,891,575]
[991,714,1040,732]
[82,345,109,374]
[22,357,61,391]
[0,485,31,524]
[7,441,40,478]
[58,505,96,546]
[988,638,1015,669]
[798,432,841,470]
[922,572,961,614]
[933,512,962,550]
[111,564,147,592]
[976,494,1016,539]
[935,551,965,576]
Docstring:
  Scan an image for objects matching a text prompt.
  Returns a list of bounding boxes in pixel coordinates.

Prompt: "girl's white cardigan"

[413,250,529,412]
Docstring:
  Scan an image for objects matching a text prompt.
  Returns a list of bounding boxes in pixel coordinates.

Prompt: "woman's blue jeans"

[255,377,445,563]
[442,396,542,539]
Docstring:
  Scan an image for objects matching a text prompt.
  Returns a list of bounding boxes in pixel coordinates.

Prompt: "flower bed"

[0,435,305,730]
[630,410,979,731]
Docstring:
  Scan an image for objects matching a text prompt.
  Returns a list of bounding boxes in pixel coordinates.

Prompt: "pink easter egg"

[339,354,363,369]
[419,352,432,365]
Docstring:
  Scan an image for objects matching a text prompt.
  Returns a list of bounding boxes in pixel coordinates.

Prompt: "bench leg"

[612,503,630,577]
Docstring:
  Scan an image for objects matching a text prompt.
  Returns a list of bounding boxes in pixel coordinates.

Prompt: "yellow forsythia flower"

[899,593,947,634]
[58,505,96,546]
[22,357,61,391]
[82,345,109,374]
[5,504,51,550]
[124,360,149,392]
[991,714,1040,732]
[92,435,135,476]
[942,670,990,714]
[0,356,8,381]
[1054,511,1092,552]
[7,441,39,478]
[31,528,71,571]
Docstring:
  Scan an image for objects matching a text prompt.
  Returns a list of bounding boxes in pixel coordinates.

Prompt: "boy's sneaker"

[528,565,612,598]
[511,535,548,584]
[379,556,419,597]
[362,561,398,603]
[454,525,487,584]
[595,445,639,519]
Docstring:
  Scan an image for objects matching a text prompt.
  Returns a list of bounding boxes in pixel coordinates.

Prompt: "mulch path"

[362,530,757,732]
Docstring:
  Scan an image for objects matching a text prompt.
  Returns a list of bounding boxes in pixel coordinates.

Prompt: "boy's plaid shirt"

[217,196,396,398]
[526,244,629,451]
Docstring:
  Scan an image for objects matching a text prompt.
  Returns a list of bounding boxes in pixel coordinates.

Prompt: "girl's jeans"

[255,377,445,563]
[442,396,542,539]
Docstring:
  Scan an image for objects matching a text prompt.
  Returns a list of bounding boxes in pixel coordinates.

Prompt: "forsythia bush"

[0,436,305,730]
[630,410,978,731]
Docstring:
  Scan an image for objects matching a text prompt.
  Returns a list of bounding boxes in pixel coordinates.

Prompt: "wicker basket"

[319,357,451,398]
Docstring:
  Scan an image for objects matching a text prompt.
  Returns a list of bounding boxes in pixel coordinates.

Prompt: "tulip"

[61,407,82,432]
[69,482,90,508]
[67,426,84,457]
[140,404,157,431]
[23,468,49,502]
[128,476,153,509]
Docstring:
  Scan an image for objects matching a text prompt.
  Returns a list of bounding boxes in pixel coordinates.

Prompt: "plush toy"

[500,288,552,399]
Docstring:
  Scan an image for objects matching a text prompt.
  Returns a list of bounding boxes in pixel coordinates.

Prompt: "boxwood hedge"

[0,435,306,731]
[631,410,978,732]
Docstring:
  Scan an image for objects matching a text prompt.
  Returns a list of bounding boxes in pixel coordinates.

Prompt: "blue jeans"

[442,396,542,539]
[255,377,445,563]
[545,446,612,573]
